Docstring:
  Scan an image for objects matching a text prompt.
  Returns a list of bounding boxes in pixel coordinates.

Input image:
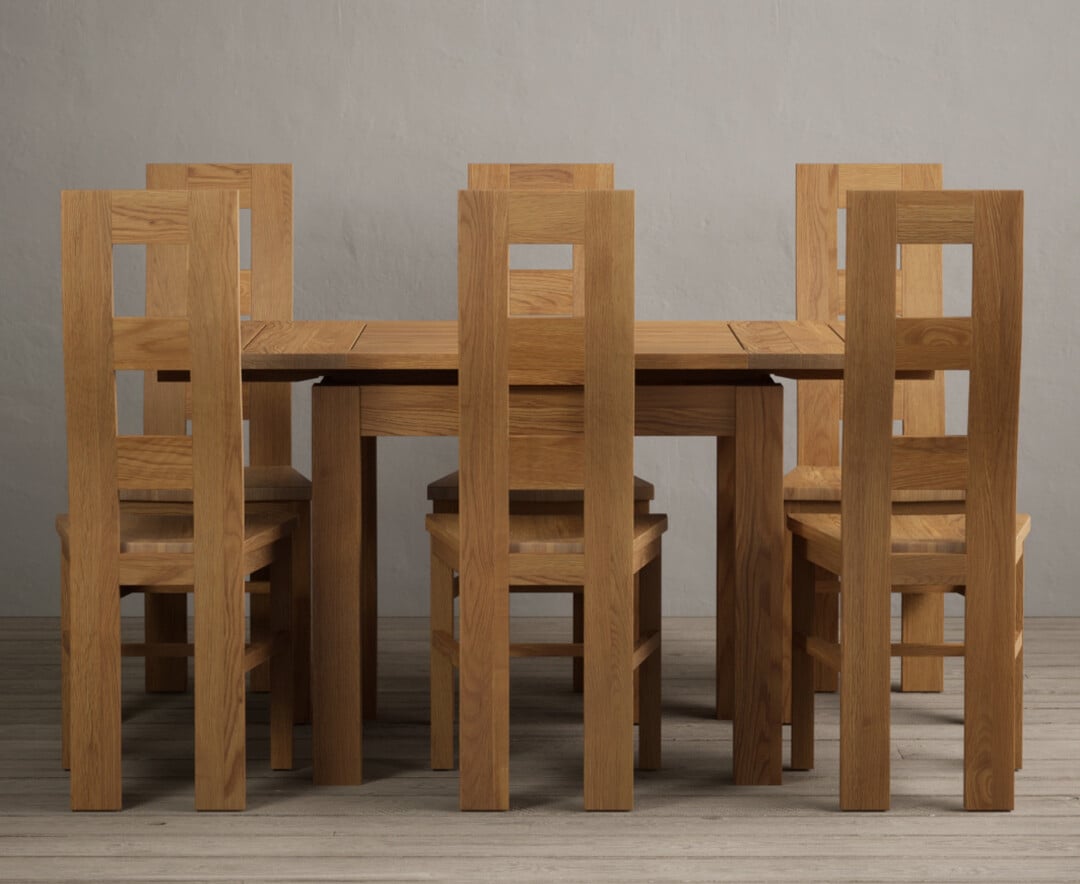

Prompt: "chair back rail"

[469,163,614,317]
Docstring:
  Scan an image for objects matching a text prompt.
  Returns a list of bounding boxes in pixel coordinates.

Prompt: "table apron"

[352,384,740,437]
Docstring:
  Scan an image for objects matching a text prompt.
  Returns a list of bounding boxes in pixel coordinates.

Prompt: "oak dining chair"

[788,188,1028,810]
[427,163,657,697]
[425,188,666,810]
[58,188,296,810]
[136,164,312,723]
[787,163,954,703]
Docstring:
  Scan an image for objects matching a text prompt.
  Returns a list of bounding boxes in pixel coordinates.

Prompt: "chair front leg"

[637,555,661,771]
[269,538,295,771]
[790,536,817,771]
[430,548,456,771]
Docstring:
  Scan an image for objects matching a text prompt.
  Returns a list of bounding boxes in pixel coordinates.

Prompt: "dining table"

[237,317,848,808]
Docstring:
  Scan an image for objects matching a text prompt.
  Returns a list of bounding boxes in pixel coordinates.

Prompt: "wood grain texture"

[792,164,948,699]
[964,190,1023,811]
[732,383,784,786]
[838,190,898,811]
[457,189,512,810]
[439,188,657,811]
[61,190,123,810]
[582,191,636,810]
[789,189,1026,812]
[60,189,295,812]
[143,164,307,707]
[310,384,363,786]
[714,436,735,721]
[188,189,247,811]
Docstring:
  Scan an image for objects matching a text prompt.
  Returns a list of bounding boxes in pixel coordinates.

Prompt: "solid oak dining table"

[238,318,847,808]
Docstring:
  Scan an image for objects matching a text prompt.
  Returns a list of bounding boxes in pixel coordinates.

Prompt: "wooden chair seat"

[788,512,1030,558]
[426,513,667,558]
[56,511,295,556]
[120,466,311,503]
[784,466,965,504]
[428,471,654,505]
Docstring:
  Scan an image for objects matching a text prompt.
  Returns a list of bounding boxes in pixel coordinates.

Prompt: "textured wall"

[1,0,1075,616]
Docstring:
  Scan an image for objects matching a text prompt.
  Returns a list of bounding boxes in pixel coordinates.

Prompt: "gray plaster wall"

[1,0,1075,617]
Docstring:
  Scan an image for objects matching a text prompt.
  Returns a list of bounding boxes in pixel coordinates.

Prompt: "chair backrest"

[457,184,635,570]
[795,163,943,467]
[144,163,293,466]
[62,188,242,573]
[842,187,1023,593]
[468,164,614,317]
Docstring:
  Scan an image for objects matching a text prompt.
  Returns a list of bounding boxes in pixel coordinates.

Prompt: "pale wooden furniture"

[788,189,1028,810]
[787,163,954,703]
[426,164,657,697]
[137,164,313,722]
[57,189,296,810]
[251,321,830,793]
[422,188,666,810]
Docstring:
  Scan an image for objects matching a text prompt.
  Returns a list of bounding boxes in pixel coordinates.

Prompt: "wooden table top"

[240,319,847,377]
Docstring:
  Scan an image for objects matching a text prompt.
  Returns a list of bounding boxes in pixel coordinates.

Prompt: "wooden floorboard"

[0,616,1077,882]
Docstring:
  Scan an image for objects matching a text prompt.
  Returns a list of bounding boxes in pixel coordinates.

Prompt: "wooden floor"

[1,616,1077,883]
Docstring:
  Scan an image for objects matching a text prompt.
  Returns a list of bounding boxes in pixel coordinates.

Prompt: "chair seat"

[425,512,668,556]
[56,511,296,555]
[427,470,655,504]
[119,466,311,504]
[787,512,1031,558]
[784,465,966,504]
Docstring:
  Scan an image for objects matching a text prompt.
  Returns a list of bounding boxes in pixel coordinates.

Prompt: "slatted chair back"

[145,163,292,467]
[61,189,241,807]
[468,164,614,318]
[795,163,944,468]
[843,188,1023,807]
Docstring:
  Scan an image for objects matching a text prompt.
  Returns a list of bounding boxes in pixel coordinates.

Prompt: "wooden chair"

[788,189,1028,811]
[427,164,657,695]
[57,189,296,810]
[788,163,955,701]
[135,164,311,723]
[426,188,666,810]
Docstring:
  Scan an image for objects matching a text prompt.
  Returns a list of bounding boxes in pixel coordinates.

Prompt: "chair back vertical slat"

[839,189,898,809]
[456,188,512,809]
[61,190,124,809]
[582,189,636,809]
[187,189,247,808]
[898,165,945,436]
[248,164,294,465]
[965,190,1024,809]
[145,165,189,436]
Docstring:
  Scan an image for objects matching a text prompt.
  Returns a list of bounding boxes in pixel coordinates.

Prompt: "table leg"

[311,383,363,785]
[715,435,735,720]
[361,437,378,720]
[732,383,784,786]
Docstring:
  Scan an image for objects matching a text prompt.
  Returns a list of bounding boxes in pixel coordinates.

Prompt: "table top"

[240,319,847,379]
